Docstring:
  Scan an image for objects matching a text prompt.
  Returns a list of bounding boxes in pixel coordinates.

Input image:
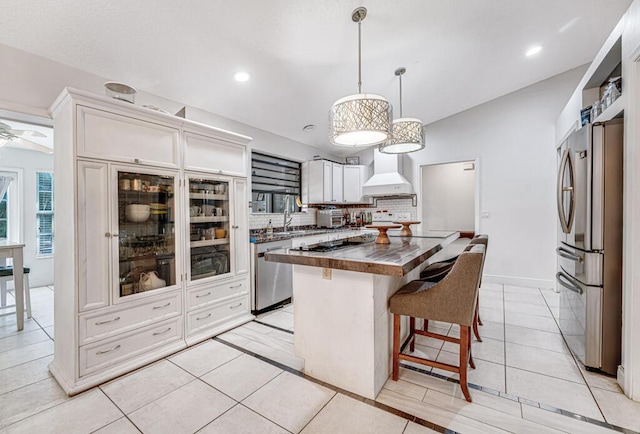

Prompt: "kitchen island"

[265,231,458,399]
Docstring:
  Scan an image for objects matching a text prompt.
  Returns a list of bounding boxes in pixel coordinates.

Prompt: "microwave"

[317,209,344,228]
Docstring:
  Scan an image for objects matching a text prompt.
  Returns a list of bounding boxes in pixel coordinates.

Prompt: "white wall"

[0,147,54,287]
[0,42,342,234]
[355,66,586,287]
[421,162,475,232]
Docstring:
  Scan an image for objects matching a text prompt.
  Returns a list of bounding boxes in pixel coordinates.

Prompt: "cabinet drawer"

[183,131,247,176]
[77,105,179,167]
[187,279,248,311]
[80,317,183,377]
[79,292,182,344]
[187,295,248,336]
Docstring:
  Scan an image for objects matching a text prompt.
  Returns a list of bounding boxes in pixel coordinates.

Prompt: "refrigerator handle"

[556,271,583,295]
[556,149,576,234]
[556,247,583,263]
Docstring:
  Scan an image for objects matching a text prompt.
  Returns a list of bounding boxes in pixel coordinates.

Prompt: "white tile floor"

[2,284,640,433]
[240,283,640,433]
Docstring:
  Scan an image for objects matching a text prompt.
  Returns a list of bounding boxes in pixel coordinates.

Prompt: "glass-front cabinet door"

[187,175,231,283]
[116,168,178,300]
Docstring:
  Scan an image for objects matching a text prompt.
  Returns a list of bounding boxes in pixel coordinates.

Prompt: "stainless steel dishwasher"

[251,239,293,313]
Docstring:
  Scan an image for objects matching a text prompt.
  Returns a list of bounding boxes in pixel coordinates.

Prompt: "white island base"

[293,264,421,399]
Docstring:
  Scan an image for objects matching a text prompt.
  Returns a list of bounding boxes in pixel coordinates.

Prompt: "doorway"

[420,160,477,236]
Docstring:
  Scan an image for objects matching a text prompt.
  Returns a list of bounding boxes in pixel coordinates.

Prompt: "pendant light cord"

[399,74,403,118]
[357,19,362,94]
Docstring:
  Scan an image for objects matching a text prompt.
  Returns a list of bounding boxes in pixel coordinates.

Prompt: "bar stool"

[390,244,485,402]
[421,234,489,341]
[468,235,488,331]
[0,266,32,318]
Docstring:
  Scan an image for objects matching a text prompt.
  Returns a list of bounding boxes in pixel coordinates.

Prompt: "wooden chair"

[390,244,485,402]
[0,266,32,319]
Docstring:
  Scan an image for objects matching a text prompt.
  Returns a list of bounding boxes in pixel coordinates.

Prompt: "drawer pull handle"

[230,284,242,289]
[95,316,120,325]
[230,303,242,309]
[196,292,212,298]
[96,344,121,355]
[196,313,212,321]
[153,327,172,336]
[152,303,171,310]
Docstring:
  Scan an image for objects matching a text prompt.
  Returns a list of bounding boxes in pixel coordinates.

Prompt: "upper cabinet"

[183,129,248,177]
[77,105,180,168]
[302,160,369,204]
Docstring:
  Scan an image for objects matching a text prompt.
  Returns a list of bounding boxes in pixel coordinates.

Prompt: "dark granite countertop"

[265,231,459,276]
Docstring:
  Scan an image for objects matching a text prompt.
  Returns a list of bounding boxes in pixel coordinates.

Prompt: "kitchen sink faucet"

[283,195,292,231]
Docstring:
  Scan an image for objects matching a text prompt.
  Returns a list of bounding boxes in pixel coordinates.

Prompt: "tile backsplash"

[248,198,416,230]
[249,208,317,230]
[370,198,417,221]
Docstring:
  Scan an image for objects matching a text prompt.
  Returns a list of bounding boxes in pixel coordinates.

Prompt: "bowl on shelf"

[125,204,151,222]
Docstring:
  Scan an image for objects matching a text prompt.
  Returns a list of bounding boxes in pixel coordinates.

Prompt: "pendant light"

[379,67,425,154]
[329,7,392,147]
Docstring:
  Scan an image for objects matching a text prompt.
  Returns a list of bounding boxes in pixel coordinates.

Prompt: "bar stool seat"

[0,266,32,319]
[390,244,485,402]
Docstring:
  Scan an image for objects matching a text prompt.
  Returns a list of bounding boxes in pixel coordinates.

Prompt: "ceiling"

[0,0,633,157]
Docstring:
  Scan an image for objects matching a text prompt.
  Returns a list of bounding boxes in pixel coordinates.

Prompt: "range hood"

[362,149,414,197]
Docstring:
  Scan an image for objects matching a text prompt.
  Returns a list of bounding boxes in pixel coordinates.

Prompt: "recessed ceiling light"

[233,71,251,82]
[526,45,543,57]
[303,124,316,132]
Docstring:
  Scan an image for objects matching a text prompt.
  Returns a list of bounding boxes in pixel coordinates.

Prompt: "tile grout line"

[538,286,611,424]
[215,335,462,434]
[93,387,141,434]
[399,362,637,434]
[252,319,295,335]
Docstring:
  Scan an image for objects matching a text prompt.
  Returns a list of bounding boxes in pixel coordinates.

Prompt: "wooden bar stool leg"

[473,301,482,342]
[423,319,429,332]
[468,331,476,369]
[460,326,472,402]
[477,300,483,326]
[392,314,400,381]
[409,317,416,352]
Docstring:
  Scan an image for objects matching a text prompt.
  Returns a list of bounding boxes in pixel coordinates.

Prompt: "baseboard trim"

[484,274,554,289]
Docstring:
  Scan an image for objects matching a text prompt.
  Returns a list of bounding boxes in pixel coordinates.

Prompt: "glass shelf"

[117,171,177,297]
[188,176,231,281]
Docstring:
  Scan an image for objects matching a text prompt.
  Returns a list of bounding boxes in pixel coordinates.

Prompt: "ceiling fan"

[0,121,52,154]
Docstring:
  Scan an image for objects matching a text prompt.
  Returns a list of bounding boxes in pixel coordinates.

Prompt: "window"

[36,172,54,256]
[0,190,7,239]
[251,152,301,213]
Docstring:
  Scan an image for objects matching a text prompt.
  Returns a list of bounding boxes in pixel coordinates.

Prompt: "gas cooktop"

[294,234,376,252]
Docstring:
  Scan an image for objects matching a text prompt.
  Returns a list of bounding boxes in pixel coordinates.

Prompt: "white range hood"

[362,149,414,197]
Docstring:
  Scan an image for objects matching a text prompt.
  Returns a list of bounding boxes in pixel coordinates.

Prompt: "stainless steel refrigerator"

[556,118,623,375]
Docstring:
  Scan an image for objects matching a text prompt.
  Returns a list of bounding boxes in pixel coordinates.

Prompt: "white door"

[343,166,361,203]
[322,162,333,203]
[77,161,111,311]
[232,178,249,276]
[421,161,476,233]
[332,163,343,203]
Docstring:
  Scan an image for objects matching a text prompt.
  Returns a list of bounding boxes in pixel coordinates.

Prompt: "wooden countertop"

[265,231,459,277]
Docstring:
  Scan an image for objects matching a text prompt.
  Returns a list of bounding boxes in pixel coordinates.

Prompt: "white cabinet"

[232,178,250,276]
[49,87,253,396]
[77,105,180,168]
[183,129,248,177]
[343,165,363,203]
[77,161,111,312]
[303,160,368,204]
[332,163,343,203]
